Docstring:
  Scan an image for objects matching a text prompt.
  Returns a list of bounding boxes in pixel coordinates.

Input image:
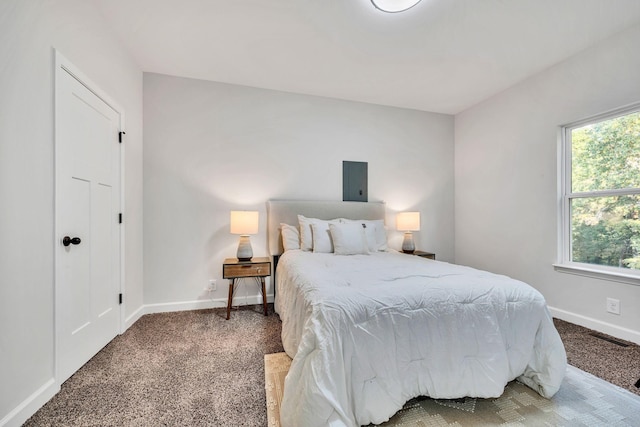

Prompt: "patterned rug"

[264,352,640,426]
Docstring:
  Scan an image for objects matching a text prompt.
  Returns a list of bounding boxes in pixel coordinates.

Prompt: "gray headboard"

[267,200,386,256]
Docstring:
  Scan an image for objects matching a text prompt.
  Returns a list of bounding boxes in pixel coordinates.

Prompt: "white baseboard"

[0,379,58,427]
[549,306,640,345]
[124,305,145,330]
[143,298,224,314]
[143,294,274,316]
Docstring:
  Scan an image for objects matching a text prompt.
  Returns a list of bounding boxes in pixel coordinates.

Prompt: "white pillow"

[298,215,315,251]
[298,215,338,252]
[311,222,334,253]
[340,219,387,252]
[329,223,369,255]
[280,223,300,252]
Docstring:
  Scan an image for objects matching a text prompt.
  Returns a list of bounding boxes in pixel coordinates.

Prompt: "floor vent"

[588,332,629,347]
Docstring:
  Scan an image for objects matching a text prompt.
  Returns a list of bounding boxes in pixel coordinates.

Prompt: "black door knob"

[63,236,82,247]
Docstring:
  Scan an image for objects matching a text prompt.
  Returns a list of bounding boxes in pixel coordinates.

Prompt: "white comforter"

[275,250,566,427]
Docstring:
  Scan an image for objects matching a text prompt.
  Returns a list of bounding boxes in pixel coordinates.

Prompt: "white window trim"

[556,102,640,287]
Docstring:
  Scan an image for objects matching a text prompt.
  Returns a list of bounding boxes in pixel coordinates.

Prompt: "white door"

[55,58,122,383]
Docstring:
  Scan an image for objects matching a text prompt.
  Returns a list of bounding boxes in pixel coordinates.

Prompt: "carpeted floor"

[25,306,639,426]
[25,306,284,427]
[553,318,640,397]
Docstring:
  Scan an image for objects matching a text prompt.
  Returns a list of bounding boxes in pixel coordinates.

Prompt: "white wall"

[143,73,454,307]
[455,24,640,343]
[0,1,143,425]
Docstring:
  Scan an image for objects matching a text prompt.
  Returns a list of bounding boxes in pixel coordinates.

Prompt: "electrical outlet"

[606,298,620,315]
[208,279,217,291]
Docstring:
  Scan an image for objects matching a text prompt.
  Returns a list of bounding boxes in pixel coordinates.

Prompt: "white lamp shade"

[396,212,420,231]
[230,211,259,235]
[371,0,422,13]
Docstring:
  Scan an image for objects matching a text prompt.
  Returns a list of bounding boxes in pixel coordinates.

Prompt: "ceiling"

[94,0,640,114]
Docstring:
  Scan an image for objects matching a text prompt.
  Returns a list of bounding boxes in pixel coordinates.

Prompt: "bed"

[267,200,567,427]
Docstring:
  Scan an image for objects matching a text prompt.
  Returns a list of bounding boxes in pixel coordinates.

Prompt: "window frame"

[556,103,640,286]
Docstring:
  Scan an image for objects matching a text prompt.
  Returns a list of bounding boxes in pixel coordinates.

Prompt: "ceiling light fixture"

[371,0,422,13]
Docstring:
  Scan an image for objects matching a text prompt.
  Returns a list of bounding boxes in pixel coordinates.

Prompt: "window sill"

[553,263,640,286]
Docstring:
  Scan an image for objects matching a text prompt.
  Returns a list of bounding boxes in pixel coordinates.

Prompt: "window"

[559,105,640,283]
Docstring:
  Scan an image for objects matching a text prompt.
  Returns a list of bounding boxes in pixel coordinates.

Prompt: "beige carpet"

[554,318,640,396]
[265,352,640,426]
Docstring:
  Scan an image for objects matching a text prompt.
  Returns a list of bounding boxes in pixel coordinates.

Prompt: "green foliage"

[570,112,640,270]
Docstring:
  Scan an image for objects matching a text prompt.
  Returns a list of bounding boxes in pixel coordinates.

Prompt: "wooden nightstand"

[223,257,271,320]
[407,250,436,260]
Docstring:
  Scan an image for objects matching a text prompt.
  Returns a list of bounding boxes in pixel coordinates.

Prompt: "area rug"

[264,352,640,426]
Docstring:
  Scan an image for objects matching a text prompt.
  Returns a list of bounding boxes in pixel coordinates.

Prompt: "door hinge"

[119,293,123,305]
[119,131,126,143]
[119,213,123,224]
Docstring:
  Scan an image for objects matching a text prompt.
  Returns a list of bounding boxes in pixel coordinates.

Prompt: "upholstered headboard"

[267,200,386,256]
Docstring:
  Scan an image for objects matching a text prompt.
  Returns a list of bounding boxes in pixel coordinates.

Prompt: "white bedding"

[275,250,567,427]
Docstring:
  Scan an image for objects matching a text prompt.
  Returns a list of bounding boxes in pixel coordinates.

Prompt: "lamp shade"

[396,212,420,231]
[371,0,422,13]
[230,211,259,235]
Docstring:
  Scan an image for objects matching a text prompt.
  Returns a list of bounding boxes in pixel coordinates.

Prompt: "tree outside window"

[566,110,640,271]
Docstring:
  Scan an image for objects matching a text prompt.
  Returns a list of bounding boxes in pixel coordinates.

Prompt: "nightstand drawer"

[404,250,435,260]
[223,262,271,278]
[414,251,435,260]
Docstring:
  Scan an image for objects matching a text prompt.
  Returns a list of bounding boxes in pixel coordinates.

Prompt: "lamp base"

[402,231,415,254]
[236,235,253,261]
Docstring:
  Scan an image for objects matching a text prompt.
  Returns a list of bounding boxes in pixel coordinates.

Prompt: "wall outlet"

[207,279,217,291]
[606,298,620,315]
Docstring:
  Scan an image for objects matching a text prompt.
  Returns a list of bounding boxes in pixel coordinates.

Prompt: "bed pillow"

[280,223,300,252]
[340,219,387,252]
[298,215,317,251]
[298,215,338,252]
[311,222,334,253]
[329,223,369,255]
[373,223,388,251]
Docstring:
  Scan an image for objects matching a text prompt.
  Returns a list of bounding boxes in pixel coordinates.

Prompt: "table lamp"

[396,212,420,254]
[230,211,259,261]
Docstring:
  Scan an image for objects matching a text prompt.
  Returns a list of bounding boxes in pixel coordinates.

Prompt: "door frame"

[53,50,126,386]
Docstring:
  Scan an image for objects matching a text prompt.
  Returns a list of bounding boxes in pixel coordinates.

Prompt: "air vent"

[588,332,629,347]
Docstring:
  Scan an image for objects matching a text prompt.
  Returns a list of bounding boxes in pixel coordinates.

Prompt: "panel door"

[56,65,121,383]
